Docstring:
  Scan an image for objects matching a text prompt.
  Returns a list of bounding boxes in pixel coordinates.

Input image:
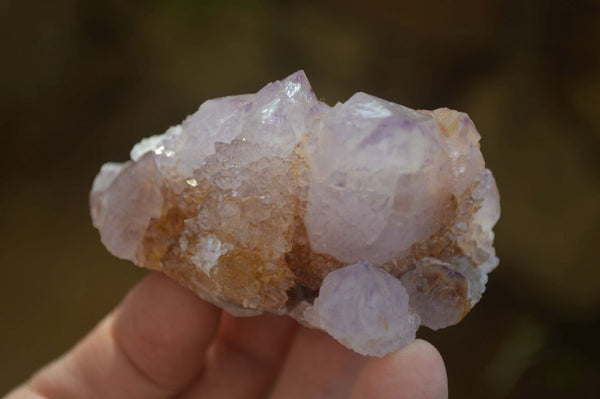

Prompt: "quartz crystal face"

[90,71,500,356]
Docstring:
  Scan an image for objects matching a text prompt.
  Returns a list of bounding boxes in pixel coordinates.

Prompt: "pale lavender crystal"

[314,262,419,356]
[91,155,163,261]
[400,258,469,330]
[90,71,500,357]
[306,93,484,266]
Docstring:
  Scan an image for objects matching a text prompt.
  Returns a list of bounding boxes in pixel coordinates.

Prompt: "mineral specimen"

[90,71,500,357]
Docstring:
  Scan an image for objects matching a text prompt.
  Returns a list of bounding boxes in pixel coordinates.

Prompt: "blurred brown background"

[1,0,599,397]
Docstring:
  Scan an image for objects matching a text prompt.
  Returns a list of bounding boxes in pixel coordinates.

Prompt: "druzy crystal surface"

[91,71,500,357]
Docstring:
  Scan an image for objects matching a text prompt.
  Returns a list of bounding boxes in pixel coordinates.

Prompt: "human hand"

[7,272,447,399]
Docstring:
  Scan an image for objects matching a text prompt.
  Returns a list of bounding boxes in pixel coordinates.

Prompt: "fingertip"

[399,339,448,396]
[351,339,448,399]
[113,271,222,391]
[400,339,447,375]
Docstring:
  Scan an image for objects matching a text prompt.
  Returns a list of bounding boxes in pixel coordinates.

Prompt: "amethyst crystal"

[91,71,500,356]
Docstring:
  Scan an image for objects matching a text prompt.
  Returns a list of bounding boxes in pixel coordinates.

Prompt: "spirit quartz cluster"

[91,71,500,357]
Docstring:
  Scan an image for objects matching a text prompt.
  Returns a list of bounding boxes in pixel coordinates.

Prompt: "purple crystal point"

[315,262,419,356]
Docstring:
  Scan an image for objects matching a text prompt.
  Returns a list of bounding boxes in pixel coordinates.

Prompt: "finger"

[179,313,298,399]
[25,272,221,399]
[350,339,448,399]
[5,386,45,399]
[269,327,368,399]
[111,272,222,391]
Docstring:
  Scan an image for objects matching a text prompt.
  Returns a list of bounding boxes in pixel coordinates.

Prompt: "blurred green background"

[1,0,599,397]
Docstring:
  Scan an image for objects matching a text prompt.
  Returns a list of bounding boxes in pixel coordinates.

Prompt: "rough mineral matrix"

[91,71,500,356]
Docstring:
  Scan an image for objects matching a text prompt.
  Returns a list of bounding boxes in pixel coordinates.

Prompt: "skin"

[6,272,448,399]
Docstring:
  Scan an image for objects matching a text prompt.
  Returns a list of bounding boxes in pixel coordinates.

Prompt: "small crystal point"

[316,262,419,356]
